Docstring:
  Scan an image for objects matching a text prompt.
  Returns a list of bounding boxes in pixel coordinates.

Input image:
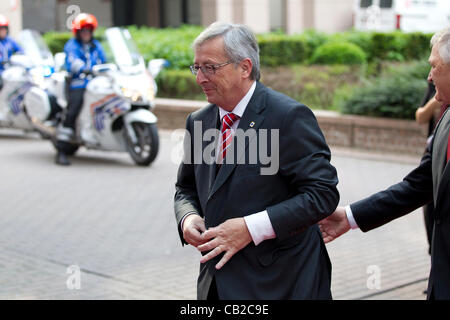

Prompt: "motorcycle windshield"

[104,27,145,73]
[17,29,54,67]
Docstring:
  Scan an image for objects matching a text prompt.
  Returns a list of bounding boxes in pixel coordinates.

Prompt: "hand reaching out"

[318,206,351,243]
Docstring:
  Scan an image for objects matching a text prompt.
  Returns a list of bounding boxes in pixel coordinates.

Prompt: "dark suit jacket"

[174,82,340,300]
[350,108,450,300]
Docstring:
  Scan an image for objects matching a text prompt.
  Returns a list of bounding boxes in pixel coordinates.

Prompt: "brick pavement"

[0,129,431,300]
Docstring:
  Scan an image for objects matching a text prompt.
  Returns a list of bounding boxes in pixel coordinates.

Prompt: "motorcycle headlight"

[121,86,151,103]
[121,87,134,98]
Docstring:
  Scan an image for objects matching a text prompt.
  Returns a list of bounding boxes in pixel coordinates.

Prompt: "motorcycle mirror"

[9,54,34,69]
[92,64,118,76]
[148,59,169,79]
[54,52,66,72]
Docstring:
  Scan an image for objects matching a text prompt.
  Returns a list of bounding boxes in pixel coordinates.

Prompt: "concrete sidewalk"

[0,129,430,300]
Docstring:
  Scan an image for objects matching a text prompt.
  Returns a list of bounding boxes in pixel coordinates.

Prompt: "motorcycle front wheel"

[124,122,159,166]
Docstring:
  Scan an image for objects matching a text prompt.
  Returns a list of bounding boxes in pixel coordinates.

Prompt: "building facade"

[0,0,22,37]
[204,0,354,34]
[4,0,354,35]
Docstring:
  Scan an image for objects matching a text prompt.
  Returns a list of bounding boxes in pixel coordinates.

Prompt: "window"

[360,0,373,8]
[380,0,393,8]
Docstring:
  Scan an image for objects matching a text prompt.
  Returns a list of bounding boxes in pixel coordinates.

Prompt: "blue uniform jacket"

[0,36,23,73]
[64,38,106,89]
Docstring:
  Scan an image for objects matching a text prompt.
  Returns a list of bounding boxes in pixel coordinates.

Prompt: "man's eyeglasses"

[189,60,233,76]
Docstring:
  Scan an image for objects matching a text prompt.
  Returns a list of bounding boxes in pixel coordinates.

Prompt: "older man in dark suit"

[319,27,450,300]
[174,22,339,300]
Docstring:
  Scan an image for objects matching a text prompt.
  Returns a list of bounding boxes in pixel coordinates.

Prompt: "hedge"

[42,31,72,54]
[155,69,203,100]
[257,33,308,66]
[42,26,433,120]
[43,26,434,69]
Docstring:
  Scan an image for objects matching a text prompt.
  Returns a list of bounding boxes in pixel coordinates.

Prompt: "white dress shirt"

[181,81,276,246]
[345,205,360,229]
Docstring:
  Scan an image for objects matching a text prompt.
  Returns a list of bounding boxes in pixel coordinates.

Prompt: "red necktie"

[220,113,239,162]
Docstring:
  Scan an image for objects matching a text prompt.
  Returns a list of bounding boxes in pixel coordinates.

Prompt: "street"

[0,128,430,299]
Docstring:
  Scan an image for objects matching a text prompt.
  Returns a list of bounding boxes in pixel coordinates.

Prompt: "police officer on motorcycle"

[55,13,106,166]
[0,14,23,91]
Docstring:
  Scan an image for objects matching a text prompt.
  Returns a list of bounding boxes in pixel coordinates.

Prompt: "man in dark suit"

[174,22,339,300]
[319,27,450,300]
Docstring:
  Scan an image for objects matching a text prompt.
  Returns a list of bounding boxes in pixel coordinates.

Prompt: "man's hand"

[318,206,351,243]
[197,218,252,270]
[182,214,207,247]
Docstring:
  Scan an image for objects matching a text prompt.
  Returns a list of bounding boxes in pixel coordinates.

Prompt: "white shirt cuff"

[345,205,359,230]
[244,210,276,246]
[180,212,200,231]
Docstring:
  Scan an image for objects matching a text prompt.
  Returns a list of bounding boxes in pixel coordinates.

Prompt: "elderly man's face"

[428,45,450,105]
[194,37,246,111]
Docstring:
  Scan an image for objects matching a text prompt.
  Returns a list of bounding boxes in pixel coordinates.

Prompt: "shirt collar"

[219,81,256,120]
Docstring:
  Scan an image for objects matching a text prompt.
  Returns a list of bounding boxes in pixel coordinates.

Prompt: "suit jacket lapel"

[433,109,450,206]
[435,130,450,207]
[199,105,220,196]
[207,82,267,201]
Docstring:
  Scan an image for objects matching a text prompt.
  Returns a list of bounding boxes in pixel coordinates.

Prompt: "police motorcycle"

[0,29,58,134]
[41,27,166,166]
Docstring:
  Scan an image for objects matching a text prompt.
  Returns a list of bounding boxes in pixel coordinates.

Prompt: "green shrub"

[330,31,374,58]
[371,32,400,61]
[402,32,433,60]
[128,25,202,69]
[258,34,308,66]
[42,28,107,54]
[380,59,430,80]
[42,31,72,54]
[310,42,367,65]
[155,69,203,100]
[341,76,427,119]
[370,31,432,62]
[298,29,330,58]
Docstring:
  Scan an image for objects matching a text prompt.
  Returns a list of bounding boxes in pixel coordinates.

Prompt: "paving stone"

[0,128,431,300]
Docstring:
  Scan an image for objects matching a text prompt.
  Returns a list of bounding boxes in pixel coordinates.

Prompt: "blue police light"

[42,65,54,77]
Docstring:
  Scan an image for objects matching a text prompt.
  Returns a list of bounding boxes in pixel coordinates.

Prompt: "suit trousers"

[207,278,219,301]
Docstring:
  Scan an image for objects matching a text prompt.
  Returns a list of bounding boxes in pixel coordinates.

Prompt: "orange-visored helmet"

[72,13,98,35]
[0,14,9,27]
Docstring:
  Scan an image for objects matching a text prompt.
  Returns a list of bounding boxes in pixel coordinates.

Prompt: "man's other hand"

[318,206,350,243]
[197,218,252,270]
[182,214,207,247]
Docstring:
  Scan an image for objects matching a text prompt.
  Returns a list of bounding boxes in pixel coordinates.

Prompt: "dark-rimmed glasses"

[189,60,233,76]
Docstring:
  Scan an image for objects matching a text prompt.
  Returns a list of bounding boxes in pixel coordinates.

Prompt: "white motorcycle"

[32,27,166,166]
[0,29,58,134]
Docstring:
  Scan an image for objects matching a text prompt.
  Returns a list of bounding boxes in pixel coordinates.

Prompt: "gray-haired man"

[319,27,450,300]
[174,22,339,300]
